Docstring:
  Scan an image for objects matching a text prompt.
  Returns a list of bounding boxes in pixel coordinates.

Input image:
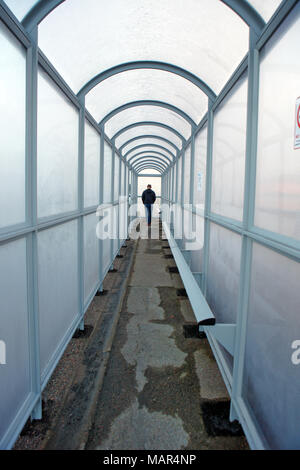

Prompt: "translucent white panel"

[86,69,208,124]
[120,161,125,196]
[38,220,78,375]
[114,156,120,202]
[84,120,100,208]
[211,73,248,221]
[194,125,207,211]
[123,139,176,158]
[4,0,38,20]
[190,214,205,272]
[106,106,191,141]
[102,236,111,274]
[255,5,300,240]
[248,0,282,22]
[173,164,177,201]
[0,238,30,444]
[103,142,112,203]
[207,223,242,324]
[84,213,99,303]
[113,205,119,254]
[184,145,191,204]
[243,243,300,449]
[0,22,26,229]
[38,0,248,95]
[177,158,182,203]
[37,69,79,218]
[115,125,183,150]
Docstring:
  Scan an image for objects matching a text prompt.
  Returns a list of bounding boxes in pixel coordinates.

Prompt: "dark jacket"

[142,189,156,204]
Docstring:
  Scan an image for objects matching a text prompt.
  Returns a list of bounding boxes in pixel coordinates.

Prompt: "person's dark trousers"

[145,203,152,225]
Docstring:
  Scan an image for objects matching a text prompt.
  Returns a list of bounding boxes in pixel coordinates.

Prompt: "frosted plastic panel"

[4,0,38,20]
[122,139,176,158]
[86,69,208,124]
[120,161,125,196]
[103,142,112,203]
[38,220,78,375]
[38,0,248,95]
[37,69,79,218]
[243,244,300,449]
[211,74,248,221]
[0,22,26,229]
[84,213,99,303]
[177,158,182,203]
[0,238,30,444]
[173,164,177,202]
[190,214,205,273]
[207,223,242,324]
[248,0,282,22]
[184,145,191,204]
[113,205,119,254]
[102,236,111,274]
[106,106,191,141]
[194,125,207,211]
[255,6,300,241]
[114,156,120,202]
[84,121,100,208]
[115,126,183,151]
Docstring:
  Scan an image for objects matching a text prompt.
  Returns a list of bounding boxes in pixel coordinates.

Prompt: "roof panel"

[4,0,39,20]
[85,69,208,124]
[38,0,249,94]
[248,0,282,22]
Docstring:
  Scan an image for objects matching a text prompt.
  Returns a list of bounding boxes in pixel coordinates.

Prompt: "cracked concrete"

[85,219,249,450]
[122,287,187,392]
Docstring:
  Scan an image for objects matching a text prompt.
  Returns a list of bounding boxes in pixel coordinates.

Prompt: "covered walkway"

[0,0,299,451]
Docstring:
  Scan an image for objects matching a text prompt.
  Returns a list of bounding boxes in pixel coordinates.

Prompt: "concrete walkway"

[14,217,249,451]
[85,218,248,450]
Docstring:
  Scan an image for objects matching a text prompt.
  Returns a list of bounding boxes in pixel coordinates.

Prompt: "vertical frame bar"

[99,125,105,287]
[202,99,214,295]
[25,27,42,420]
[78,95,85,329]
[230,30,260,434]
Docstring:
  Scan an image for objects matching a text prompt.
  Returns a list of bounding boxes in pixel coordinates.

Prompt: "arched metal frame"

[135,164,164,174]
[124,144,176,161]
[132,159,168,172]
[79,61,216,100]
[127,151,173,165]
[112,121,186,144]
[130,159,170,172]
[128,153,171,166]
[134,160,167,171]
[100,99,196,129]
[119,134,179,155]
[22,0,266,38]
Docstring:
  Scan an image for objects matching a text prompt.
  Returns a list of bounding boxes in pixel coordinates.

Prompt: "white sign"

[294,96,300,150]
[0,340,6,365]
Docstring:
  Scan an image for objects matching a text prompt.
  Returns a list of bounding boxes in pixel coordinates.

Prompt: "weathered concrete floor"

[85,219,249,450]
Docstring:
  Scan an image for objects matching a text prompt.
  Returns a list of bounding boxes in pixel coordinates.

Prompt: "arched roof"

[3,0,282,173]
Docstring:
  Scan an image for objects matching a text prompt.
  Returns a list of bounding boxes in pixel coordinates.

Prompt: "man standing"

[142,184,156,226]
